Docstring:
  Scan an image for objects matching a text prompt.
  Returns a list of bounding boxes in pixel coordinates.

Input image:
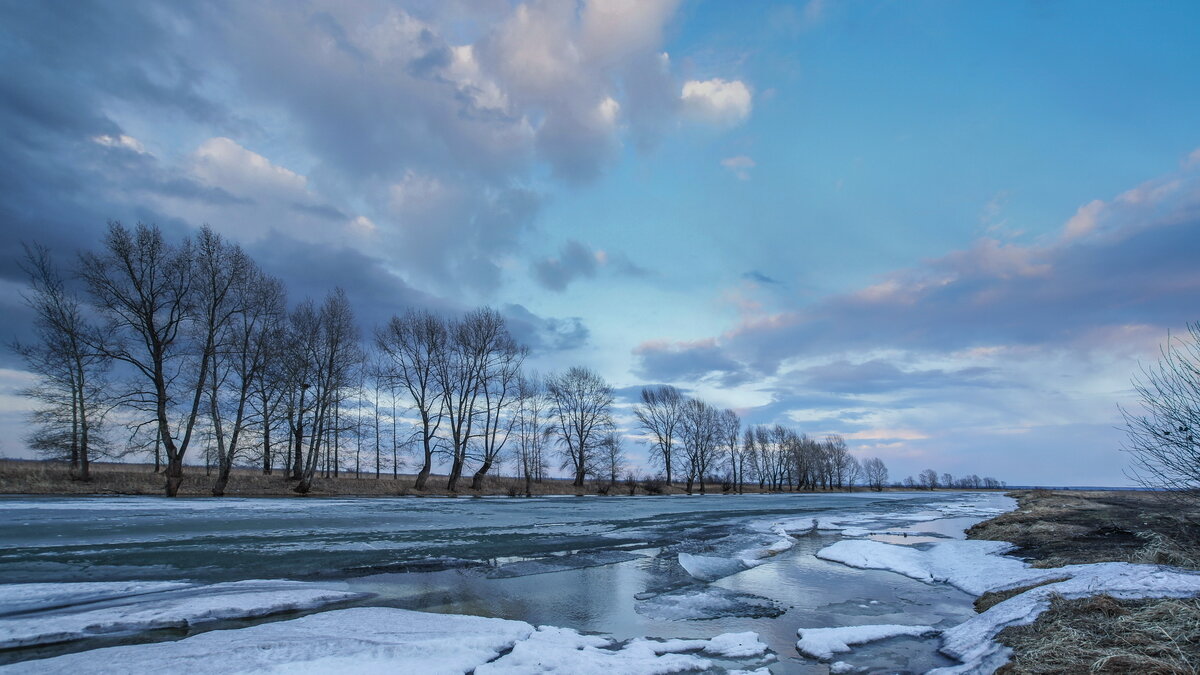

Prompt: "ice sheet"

[635,587,782,621]
[677,552,746,581]
[6,607,532,675]
[795,624,937,660]
[0,582,194,616]
[0,580,365,649]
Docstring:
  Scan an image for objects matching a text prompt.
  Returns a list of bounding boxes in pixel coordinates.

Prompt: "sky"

[1,0,1198,486]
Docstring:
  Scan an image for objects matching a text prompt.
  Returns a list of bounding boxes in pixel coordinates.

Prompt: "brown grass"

[0,459,795,498]
[996,594,1200,675]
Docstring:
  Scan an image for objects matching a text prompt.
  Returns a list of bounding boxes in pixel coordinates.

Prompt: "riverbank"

[968,490,1200,673]
[0,459,886,498]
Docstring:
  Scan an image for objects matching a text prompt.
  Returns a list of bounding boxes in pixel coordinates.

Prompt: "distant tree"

[12,243,110,480]
[599,432,626,487]
[470,314,525,490]
[903,475,916,489]
[845,455,862,491]
[918,468,939,490]
[863,457,888,491]
[513,373,548,496]
[825,435,852,490]
[941,473,954,490]
[546,366,614,487]
[1120,322,1200,495]
[633,385,684,486]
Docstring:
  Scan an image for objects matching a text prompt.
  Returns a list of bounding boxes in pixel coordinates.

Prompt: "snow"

[795,624,937,660]
[829,661,859,673]
[677,552,746,581]
[930,562,1200,674]
[0,580,366,649]
[815,539,1064,595]
[8,605,771,675]
[0,581,193,616]
[8,607,532,675]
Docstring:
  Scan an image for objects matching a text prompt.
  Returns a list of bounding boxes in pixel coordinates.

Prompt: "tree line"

[13,221,1002,497]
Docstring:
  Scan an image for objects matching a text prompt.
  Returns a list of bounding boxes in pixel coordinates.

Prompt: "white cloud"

[92,134,146,154]
[681,78,752,125]
[721,155,755,180]
[192,137,307,198]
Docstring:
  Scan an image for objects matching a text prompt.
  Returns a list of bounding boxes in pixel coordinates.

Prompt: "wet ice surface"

[0,491,1014,672]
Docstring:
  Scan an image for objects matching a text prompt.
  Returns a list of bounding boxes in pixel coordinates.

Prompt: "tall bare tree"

[546,366,613,487]
[470,324,525,490]
[633,385,684,486]
[13,243,109,480]
[80,222,206,496]
[209,262,285,496]
[376,310,446,490]
[718,408,742,492]
[680,397,720,493]
[599,432,627,487]
[294,289,360,494]
[514,373,548,497]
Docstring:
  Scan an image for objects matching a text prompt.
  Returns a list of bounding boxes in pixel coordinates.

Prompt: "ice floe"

[0,579,365,649]
[815,539,1063,595]
[0,581,193,616]
[676,552,746,581]
[795,624,937,660]
[635,587,782,621]
[7,607,771,675]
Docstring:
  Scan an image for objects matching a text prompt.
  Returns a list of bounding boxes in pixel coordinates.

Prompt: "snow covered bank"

[796,624,937,660]
[813,500,1200,674]
[930,562,1200,674]
[6,607,772,675]
[0,580,366,649]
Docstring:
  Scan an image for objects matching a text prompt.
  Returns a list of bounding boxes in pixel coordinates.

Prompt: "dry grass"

[974,578,1070,613]
[0,459,782,498]
[996,594,1200,675]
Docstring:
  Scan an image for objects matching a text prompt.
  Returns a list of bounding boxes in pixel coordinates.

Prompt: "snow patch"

[796,624,937,660]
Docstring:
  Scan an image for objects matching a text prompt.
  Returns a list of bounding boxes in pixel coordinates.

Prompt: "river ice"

[7,490,1185,673]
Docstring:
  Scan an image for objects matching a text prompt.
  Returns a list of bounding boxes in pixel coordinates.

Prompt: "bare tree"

[918,468,939,490]
[470,321,525,490]
[546,366,613,487]
[376,310,446,490]
[13,243,109,480]
[599,432,626,487]
[718,409,742,492]
[680,397,720,494]
[824,434,851,490]
[80,222,207,497]
[294,289,360,494]
[633,385,684,486]
[863,457,888,491]
[513,373,548,497]
[1121,322,1200,495]
[203,238,286,496]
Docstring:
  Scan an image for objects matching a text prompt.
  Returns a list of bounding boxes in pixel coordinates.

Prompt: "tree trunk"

[470,459,492,490]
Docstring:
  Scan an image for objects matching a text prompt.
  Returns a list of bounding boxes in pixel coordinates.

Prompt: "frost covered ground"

[0,491,1099,673]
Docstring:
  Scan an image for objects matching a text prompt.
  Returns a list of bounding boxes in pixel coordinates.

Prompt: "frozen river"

[0,491,1016,672]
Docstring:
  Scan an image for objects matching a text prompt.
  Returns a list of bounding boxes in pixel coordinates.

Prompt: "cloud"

[721,155,755,180]
[532,239,649,291]
[682,78,752,125]
[741,270,778,285]
[633,338,751,386]
[794,359,999,395]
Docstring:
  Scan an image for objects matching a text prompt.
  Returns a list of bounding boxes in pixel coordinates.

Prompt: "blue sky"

[1,0,1198,485]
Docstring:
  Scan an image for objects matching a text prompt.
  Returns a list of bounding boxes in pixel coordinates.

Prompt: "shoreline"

[0,459,996,499]
[964,489,1200,673]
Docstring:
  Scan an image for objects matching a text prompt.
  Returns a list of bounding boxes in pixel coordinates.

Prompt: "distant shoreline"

[0,459,1008,499]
